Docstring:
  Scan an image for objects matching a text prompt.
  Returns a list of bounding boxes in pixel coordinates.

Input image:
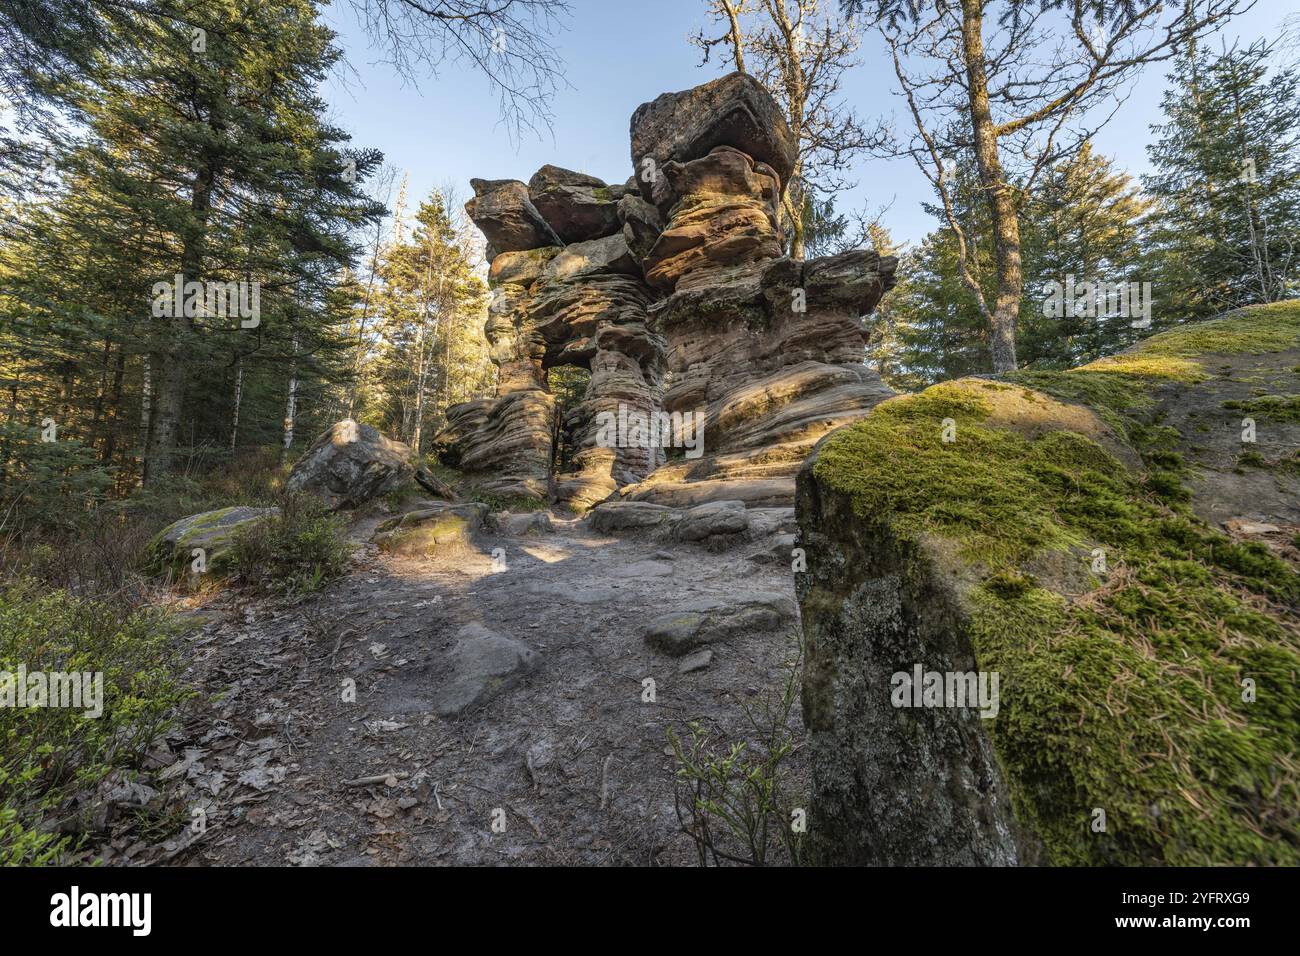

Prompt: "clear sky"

[320,0,1300,249]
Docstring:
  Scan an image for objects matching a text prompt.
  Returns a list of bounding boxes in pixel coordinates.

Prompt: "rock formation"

[795,304,1300,865]
[439,72,897,511]
[437,174,664,508]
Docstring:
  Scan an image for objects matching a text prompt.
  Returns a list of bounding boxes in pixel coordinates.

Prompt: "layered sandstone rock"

[616,76,898,508]
[445,71,896,511]
[437,184,664,508]
[464,178,560,253]
[630,71,797,212]
[527,165,624,244]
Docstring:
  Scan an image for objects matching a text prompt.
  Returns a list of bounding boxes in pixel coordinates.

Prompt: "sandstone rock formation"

[464,178,561,253]
[286,419,414,509]
[617,74,897,508]
[795,304,1300,866]
[441,71,897,512]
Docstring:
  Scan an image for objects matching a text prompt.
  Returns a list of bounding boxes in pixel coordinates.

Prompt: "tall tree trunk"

[1226,61,1272,302]
[230,355,243,450]
[281,333,299,463]
[101,348,126,466]
[139,355,152,484]
[348,217,388,417]
[961,0,1021,373]
[91,337,112,442]
[145,161,215,484]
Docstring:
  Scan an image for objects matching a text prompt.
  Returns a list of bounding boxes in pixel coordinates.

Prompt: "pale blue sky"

[320,0,1300,248]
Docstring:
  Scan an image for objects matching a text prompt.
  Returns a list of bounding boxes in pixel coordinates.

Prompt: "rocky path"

[146,505,805,866]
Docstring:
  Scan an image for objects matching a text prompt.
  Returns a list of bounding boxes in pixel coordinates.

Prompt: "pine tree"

[363,188,491,453]
[1,0,385,491]
[1145,41,1300,315]
[1019,143,1152,367]
[876,145,1153,387]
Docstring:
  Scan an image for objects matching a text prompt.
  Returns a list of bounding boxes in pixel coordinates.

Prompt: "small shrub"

[0,422,113,536]
[668,650,805,866]
[0,581,186,864]
[227,493,350,594]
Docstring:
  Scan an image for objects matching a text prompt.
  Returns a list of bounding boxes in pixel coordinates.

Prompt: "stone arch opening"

[546,364,591,474]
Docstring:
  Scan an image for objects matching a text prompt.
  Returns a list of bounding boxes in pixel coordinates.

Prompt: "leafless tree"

[853,0,1254,372]
[348,0,571,144]
[692,0,888,259]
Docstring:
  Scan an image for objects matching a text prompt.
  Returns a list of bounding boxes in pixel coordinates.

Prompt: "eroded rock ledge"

[796,303,1300,866]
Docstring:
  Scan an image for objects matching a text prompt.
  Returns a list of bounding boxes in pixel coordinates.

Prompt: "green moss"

[1010,302,1300,440]
[377,515,472,556]
[1223,394,1300,423]
[1137,301,1300,357]
[468,490,547,512]
[814,354,1300,864]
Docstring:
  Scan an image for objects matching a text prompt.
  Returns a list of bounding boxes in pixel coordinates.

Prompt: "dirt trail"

[152,505,805,866]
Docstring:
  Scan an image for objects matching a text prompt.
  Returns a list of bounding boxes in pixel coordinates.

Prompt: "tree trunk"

[281,333,299,463]
[145,161,216,483]
[961,0,1021,373]
[101,348,126,466]
[230,356,243,450]
[138,356,152,485]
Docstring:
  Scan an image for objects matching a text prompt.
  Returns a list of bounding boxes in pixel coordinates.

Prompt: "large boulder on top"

[542,233,642,283]
[527,165,623,244]
[286,420,414,510]
[630,72,796,210]
[465,178,561,252]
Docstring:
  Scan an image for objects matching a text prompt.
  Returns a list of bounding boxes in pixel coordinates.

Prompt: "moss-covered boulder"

[372,503,489,557]
[150,506,279,576]
[796,303,1300,866]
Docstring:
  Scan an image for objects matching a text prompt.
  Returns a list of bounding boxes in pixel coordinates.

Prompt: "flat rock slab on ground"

[431,623,540,717]
[643,590,798,656]
[372,502,489,556]
[672,500,750,542]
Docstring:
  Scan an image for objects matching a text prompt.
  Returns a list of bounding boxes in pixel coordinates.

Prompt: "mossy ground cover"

[813,304,1300,865]
[1222,394,1300,423]
[1,582,188,863]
